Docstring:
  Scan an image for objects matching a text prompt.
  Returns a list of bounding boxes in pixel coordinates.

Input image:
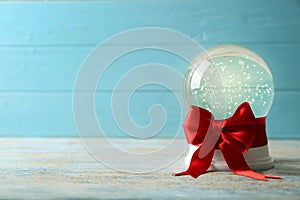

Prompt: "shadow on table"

[269,158,300,176]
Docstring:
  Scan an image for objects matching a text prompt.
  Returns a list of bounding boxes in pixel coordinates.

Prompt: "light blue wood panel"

[0,92,76,137]
[0,46,188,91]
[0,0,299,139]
[0,46,92,91]
[268,91,300,138]
[0,43,299,91]
[0,91,298,138]
[0,91,184,138]
[0,0,299,45]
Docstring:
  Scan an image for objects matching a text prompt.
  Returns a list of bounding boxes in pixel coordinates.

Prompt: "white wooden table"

[0,138,299,199]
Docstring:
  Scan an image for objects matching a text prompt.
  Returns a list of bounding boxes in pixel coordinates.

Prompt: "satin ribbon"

[174,102,281,181]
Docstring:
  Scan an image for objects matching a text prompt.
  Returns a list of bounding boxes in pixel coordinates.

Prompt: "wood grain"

[0,138,299,199]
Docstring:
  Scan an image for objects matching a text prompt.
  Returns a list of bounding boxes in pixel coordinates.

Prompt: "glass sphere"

[184,45,274,119]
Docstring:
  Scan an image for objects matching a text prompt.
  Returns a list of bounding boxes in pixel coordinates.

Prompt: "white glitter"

[238,60,245,65]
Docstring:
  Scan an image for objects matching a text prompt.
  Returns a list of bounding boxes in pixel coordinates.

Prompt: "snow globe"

[183,44,275,171]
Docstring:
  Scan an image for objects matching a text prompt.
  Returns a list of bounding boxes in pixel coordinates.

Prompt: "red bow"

[174,102,281,181]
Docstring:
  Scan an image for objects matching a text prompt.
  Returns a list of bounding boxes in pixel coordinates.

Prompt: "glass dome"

[184,45,274,119]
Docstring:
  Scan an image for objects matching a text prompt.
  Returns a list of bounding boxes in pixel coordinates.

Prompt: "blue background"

[0,0,299,138]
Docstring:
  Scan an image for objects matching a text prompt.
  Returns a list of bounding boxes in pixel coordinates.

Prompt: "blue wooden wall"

[0,0,299,138]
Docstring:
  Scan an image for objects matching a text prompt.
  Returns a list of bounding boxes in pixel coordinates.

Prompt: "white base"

[185,144,274,171]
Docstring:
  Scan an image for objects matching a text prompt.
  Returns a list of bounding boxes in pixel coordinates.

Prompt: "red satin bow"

[174,102,281,181]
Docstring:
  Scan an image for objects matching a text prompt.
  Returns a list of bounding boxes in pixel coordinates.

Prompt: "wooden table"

[0,138,299,199]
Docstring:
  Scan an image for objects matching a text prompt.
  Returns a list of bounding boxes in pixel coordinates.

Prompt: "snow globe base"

[185,144,274,171]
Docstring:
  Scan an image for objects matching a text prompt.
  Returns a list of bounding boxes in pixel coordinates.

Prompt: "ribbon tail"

[174,146,214,178]
[221,143,281,181]
[234,170,282,181]
[234,169,268,181]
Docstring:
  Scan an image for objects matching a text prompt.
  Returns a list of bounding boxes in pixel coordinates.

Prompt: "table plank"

[0,138,299,199]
